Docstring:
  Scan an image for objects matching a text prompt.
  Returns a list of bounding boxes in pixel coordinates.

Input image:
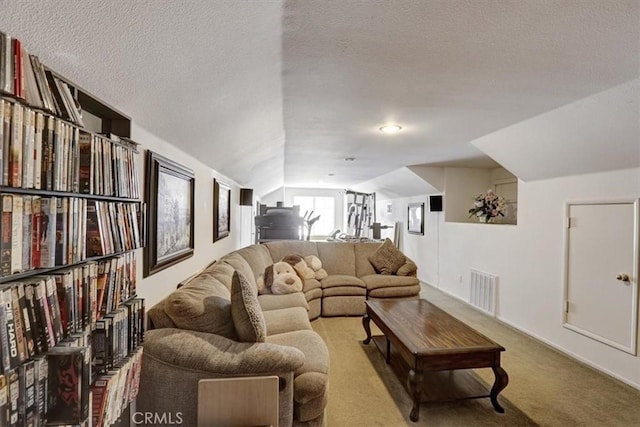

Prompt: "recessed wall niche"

[443,166,518,225]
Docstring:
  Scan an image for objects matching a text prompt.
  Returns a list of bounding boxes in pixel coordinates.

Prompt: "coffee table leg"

[490,366,509,413]
[408,369,423,422]
[385,338,391,364]
[362,313,372,344]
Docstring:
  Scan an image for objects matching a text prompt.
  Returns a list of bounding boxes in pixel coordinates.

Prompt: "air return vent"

[469,269,497,316]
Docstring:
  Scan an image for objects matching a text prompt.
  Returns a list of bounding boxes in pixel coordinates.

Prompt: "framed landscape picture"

[213,178,231,241]
[144,151,195,277]
[408,202,424,235]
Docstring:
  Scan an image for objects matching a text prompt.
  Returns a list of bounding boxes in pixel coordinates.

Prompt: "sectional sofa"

[138,240,420,426]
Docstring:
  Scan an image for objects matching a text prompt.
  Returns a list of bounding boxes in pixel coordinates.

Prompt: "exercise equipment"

[345,190,376,237]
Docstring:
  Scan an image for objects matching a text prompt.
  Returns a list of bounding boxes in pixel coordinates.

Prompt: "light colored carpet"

[311,285,640,426]
[313,317,536,426]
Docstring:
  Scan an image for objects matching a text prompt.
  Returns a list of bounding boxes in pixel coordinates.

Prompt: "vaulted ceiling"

[2,1,638,197]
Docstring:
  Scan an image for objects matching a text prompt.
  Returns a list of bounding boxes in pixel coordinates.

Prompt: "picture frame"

[213,178,231,241]
[144,151,195,277]
[407,202,424,235]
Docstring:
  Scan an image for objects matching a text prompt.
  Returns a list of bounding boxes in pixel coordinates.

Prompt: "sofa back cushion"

[163,273,237,339]
[265,241,319,262]
[147,300,177,330]
[316,242,356,276]
[354,242,382,277]
[220,252,258,288]
[231,271,267,342]
[201,262,236,291]
[235,244,274,278]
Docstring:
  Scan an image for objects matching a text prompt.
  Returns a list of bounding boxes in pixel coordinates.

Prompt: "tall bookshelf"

[0,31,145,426]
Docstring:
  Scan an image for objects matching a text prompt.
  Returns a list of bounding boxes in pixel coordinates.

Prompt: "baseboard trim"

[420,281,640,391]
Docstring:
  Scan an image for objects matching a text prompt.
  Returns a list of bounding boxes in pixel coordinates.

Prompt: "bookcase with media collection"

[0,31,146,427]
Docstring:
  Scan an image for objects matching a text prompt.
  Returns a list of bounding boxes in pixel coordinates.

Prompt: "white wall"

[473,78,640,181]
[371,80,640,388]
[132,124,244,309]
[379,167,640,389]
[443,168,492,223]
[261,187,286,205]
[376,196,441,287]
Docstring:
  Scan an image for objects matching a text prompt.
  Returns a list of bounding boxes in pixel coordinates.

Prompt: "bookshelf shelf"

[0,249,140,284]
[0,186,141,201]
[0,30,145,427]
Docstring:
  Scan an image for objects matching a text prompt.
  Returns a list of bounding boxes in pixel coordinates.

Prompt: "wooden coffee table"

[363,299,508,422]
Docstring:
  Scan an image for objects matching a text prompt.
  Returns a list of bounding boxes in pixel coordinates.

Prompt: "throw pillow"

[368,238,406,275]
[164,273,237,339]
[231,271,267,342]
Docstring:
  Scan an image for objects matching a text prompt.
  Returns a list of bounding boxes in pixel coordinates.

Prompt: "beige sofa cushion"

[354,242,381,277]
[368,238,406,275]
[266,329,329,375]
[295,390,328,422]
[304,288,323,301]
[147,300,177,329]
[320,274,365,288]
[178,258,218,287]
[360,274,419,290]
[235,244,275,278]
[368,284,421,298]
[263,307,312,335]
[302,278,321,292]
[221,252,258,288]
[265,241,319,262]
[163,273,237,339]
[143,328,305,375]
[202,261,236,291]
[231,271,267,342]
[322,286,366,297]
[316,242,356,275]
[258,292,309,311]
[266,329,330,420]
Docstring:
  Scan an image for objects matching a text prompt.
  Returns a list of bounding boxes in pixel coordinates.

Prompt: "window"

[293,196,335,236]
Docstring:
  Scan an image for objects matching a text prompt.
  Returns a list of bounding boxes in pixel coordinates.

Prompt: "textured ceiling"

[282,0,640,188]
[0,0,285,195]
[1,1,639,196]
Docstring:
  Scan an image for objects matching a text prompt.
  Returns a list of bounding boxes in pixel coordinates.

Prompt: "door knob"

[615,273,630,282]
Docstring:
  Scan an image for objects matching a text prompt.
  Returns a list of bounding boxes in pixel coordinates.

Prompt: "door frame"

[562,198,639,355]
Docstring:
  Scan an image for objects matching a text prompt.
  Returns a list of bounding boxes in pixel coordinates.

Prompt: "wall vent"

[469,269,497,316]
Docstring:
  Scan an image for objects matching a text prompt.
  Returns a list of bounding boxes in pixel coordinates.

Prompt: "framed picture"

[213,178,231,241]
[144,151,195,277]
[408,202,424,235]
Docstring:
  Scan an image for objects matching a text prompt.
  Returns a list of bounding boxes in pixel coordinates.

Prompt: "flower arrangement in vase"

[468,189,506,223]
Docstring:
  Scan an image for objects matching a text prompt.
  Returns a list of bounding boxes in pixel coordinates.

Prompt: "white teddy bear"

[304,255,328,280]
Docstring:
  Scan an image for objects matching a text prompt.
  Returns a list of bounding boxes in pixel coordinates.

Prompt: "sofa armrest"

[396,259,417,276]
[143,328,305,375]
[139,328,301,427]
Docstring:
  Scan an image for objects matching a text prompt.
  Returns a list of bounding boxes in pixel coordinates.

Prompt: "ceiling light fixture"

[379,124,402,134]
[344,157,355,161]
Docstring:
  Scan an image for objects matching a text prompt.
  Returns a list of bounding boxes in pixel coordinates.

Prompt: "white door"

[240,205,254,247]
[564,200,639,354]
